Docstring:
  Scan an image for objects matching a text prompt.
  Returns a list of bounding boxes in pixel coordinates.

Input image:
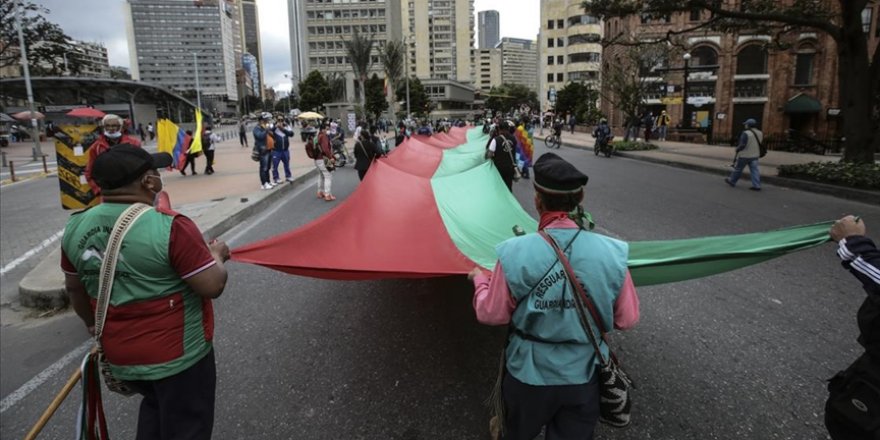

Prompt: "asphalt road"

[2,144,879,439]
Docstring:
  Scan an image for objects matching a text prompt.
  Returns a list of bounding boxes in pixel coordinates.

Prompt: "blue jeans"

[728,157,761,188]
[272,149,291,181]
[657,125,668,139]
[259,151,271,184]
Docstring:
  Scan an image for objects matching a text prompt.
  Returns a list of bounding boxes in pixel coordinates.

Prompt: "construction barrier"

[53,124,99,210]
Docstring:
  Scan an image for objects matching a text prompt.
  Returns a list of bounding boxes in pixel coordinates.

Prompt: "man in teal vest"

[468,152,640,440]
[61,144,230,439]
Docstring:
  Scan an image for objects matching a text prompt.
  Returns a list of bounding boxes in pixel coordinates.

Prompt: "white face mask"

[104,131,122,139]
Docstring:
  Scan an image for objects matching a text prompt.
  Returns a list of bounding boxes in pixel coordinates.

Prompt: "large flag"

[157,119,193,171]
[231,128,831,284]
[188,108,203,155]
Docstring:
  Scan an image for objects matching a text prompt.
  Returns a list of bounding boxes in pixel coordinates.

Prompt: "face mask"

[104,131,122,139]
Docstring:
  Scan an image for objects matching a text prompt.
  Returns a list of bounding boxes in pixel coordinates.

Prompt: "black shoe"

[749,187,761,191]
[192,171,198,175]
[724,178,734,187]
[180,171,186,176]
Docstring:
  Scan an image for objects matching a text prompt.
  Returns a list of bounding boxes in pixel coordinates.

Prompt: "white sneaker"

[285,177,294,182]
[261,183,272,190]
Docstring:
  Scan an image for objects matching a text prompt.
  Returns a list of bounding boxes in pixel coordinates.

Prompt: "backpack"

[305,137,320,159]
[749,129,767,158]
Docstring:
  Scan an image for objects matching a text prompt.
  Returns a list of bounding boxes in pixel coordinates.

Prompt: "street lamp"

[192,52,202,112]
[404,35,412,121]
[14,0,41,160]
[682,52,691,129]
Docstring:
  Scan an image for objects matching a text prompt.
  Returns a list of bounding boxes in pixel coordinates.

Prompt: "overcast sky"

[37,0,539,92]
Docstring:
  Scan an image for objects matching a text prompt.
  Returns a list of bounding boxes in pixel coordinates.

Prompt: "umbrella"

[66,107,106,118]
[296,111,324,119]
[12,111,45,121]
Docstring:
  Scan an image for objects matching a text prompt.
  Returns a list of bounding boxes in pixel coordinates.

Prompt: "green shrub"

[777,161,880,189]
[611,140,658,151]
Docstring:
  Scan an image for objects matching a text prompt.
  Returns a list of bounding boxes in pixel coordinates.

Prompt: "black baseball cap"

[533,153,589,194]
[92,144,172,190]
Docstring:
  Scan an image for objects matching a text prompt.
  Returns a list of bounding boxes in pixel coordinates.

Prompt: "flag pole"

[15,0,43,160]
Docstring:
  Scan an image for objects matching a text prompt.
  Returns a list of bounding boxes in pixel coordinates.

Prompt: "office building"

[478,10,499,49]
[474,48,502,93]
[240,0,265,99]
[538,0,603,111]
[403,0,474,82]
[474,38,537,94]
[67,41,112,78]
[125,0,239,103]
[242,52,260,96]
[288,0,402,103]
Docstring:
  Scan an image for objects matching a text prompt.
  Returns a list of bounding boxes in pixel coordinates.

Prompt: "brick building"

[600,1,880,143]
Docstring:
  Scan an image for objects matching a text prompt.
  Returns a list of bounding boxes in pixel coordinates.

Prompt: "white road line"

[0,339,92,414]
[0,229,64,276]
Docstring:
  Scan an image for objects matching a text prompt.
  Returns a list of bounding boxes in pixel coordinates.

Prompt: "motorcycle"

[594,135,614,158]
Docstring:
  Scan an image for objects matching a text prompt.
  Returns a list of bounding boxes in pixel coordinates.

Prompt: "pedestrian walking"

[61,145,230,440]
[724,118,763,191]
[181,130,199,176]
[468,152,639,440]
[568,114,576,134]
[824,215,880,440]
[238,119,249,148]
[642,112,654,142]
[354,126,385,181]
[85,114,143,198]
[485,120,519,192]
[203,126,220,175]
[315,123,336,201]
[147,122,155,141]
[656,110,671,141]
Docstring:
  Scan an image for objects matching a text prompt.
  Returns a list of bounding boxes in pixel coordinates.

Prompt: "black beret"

[93,144,172,190]
[533,153,589,194]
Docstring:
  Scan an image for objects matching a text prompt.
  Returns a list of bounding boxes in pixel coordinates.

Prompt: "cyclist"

[592,118,612,155]
[552,118,564,142]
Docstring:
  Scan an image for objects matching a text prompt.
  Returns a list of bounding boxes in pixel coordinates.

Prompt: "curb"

[565,142,880,206]
[18,168,318,310]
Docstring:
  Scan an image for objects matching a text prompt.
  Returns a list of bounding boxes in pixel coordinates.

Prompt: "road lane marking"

[0,229,64,276]
[0,339,91,414]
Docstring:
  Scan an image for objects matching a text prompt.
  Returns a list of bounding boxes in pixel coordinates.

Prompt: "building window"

[547,55,554,65]
[569,52,601,63]
[689,8,701,21]
[548,38,554,48]
[557,55,564,64]
[557,37,564,47]
[556,72,564,82]
[547,20,554,29]
[862,7,873,33]
[736,44,768,75]
[794,51,815,85]
[547,73,554,83]
[691,46,718,67]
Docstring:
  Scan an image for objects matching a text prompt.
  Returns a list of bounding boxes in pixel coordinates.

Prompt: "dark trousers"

[182,154,197,175]
[271,149,291,181]
[239,132,248,147]
[258,151,271,184]
[127,349,216,440]
[502,372,599,440]
[204,149,215,174]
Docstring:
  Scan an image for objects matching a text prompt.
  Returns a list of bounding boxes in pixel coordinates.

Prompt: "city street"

[1,142,878,439]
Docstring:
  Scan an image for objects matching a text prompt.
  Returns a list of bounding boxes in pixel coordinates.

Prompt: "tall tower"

[539,0,603,111]
[477,10,500,49]
[240,0,265,99]
[287,0,307,91]
[402,0,474,82]
[125,0,238,102]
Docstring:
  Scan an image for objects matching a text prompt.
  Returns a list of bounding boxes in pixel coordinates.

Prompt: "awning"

[784,93,822,114]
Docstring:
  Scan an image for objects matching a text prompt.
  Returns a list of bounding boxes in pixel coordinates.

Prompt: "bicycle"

[544,133,561,149]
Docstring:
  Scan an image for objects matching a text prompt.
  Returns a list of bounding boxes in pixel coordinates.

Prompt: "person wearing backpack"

[485,120,519,192]
[724,118,764,191]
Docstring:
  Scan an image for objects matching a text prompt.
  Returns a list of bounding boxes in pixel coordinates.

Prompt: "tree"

[395,76,429,118]
[600,43,670,131]
[298,70,332,113]
[325,72,346,102]
[381,40,404,113]
[555,81,603,125]
[109,66,131,80]
[585,0,877,163]
[342,28,375,107]
[485,83,540,115]
[0,1,83,76]
[241,95,262,116]
[365,73,389,120]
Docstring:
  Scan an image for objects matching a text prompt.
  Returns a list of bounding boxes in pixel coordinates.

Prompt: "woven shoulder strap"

[93,203,152,344]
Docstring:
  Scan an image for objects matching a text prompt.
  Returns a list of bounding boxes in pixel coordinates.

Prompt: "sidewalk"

[12,126,880,310]
[16,131,320,309]
[555,129,879,204]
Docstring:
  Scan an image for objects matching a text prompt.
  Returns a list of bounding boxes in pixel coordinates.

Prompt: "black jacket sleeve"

[837,236,880,358]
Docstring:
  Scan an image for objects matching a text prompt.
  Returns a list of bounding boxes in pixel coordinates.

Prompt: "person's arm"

[62,250,95,334]
[831,216,880,293]
[468,264,516,325]
[169,216,229,299]
[613,270,640,330]
[736,132,748,152]
[488,138,497,152]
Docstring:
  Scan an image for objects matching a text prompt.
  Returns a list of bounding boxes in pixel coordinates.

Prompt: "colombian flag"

[157,119,191,170]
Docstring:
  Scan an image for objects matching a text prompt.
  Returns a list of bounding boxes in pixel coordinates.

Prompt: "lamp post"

[192,52,202,112]
[404,35,412,121]
[14,0,41,160]
[682,52,691,129]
